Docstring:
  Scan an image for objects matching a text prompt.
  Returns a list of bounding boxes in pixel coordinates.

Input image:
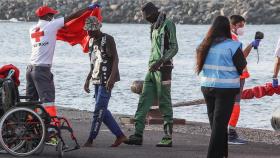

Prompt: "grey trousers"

[26,65,55,103]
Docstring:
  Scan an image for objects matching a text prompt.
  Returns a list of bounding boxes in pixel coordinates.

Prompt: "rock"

[110,4,119,11]
[220,8,225,16]
[188,10,193,16]
[270,0,277,5]
[0,0,280,24]
[241,11,248,18]
[9,18,18,22]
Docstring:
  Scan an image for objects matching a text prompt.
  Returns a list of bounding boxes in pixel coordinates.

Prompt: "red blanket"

[242,83,280,99]
[0,64,20,86]
[56,8,102,53]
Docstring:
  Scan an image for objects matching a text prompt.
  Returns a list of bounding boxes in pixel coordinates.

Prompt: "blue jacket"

[200,39,242,88]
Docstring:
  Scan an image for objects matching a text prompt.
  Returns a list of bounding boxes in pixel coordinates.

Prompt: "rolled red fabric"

[264,83,275,96]
[241,89,254,99]
[252,86,266,98]
[275,86,280,95]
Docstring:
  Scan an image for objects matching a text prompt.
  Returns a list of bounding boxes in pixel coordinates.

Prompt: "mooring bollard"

[271,106,280,131]
[130,80,143,95]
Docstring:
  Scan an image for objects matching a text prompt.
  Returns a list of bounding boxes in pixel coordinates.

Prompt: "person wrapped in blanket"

[27,2,100,146]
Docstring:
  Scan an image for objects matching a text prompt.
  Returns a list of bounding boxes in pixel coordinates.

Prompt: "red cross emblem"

[31,27,44,42]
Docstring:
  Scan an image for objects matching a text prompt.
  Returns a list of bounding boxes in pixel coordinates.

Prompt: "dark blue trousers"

[89,85,124,140]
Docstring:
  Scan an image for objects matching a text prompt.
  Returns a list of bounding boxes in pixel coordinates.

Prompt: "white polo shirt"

[29,17,64,65]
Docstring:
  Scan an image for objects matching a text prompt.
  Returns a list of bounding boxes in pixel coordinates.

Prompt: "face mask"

[146,15,157,23]
[144,11,158,23]
[88,30,99,38]
[236,27,245,36]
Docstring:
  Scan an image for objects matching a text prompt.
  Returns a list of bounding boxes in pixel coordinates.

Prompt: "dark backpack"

[0,78,19,117]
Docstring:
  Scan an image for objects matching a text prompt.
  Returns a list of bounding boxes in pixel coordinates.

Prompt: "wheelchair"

[0,69,80,157]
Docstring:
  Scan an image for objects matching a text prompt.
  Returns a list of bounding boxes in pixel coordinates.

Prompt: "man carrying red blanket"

[26,2,101,145]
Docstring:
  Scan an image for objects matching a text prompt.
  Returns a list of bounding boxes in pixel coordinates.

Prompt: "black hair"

[196,16,232,74]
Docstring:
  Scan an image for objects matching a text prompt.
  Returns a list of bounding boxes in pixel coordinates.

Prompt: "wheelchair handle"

[6,69,15,79]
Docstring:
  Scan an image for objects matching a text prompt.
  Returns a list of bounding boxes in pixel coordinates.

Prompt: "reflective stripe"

[203,64,237,72]
[31,64,51,67]
[201,77,239,84]
[42,102,55,107]
[162,80,171,85]
[160,31,165,56]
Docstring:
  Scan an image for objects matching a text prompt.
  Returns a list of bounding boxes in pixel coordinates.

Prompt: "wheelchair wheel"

[0,107,46,157]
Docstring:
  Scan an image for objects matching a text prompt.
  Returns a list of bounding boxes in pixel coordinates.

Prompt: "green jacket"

[149,18,178,67]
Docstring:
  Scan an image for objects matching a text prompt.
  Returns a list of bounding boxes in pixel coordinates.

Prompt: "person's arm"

[160,21,178,62]
[84,54,94,93]
[272,38,280,87]
[149,21,178,72]
[106,37,119,91]
[273,57,280,78]
[65,2,101,23]
[272,57,280,87]
[273,39,280,78]
[51,3,100,31]
[65,8,88,24]
[233,48,247,75]
[243,44,253,58]
[243,39,261,58]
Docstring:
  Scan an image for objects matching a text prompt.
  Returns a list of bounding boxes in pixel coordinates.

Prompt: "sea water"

[1,22,280,130]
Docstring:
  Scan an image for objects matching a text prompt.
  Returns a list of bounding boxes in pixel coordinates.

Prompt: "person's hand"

[251,39,261,49]
[149,59,163,72]
[84,79,90,93]
[88,2,101,10]
[273,78,278,88]
[106,78,115,91]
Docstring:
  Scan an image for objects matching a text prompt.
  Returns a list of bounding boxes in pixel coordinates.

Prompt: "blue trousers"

[88,85,124,140]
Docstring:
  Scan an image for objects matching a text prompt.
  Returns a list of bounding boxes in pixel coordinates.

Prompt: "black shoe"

[228,128,247,145]
[123,134,143,145]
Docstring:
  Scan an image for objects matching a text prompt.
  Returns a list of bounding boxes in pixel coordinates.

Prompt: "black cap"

[141,2,159,16]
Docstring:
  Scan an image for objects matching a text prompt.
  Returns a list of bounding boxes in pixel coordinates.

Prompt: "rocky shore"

[1,0,280,24]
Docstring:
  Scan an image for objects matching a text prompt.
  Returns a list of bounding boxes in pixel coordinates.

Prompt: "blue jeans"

[88,85,124,140]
